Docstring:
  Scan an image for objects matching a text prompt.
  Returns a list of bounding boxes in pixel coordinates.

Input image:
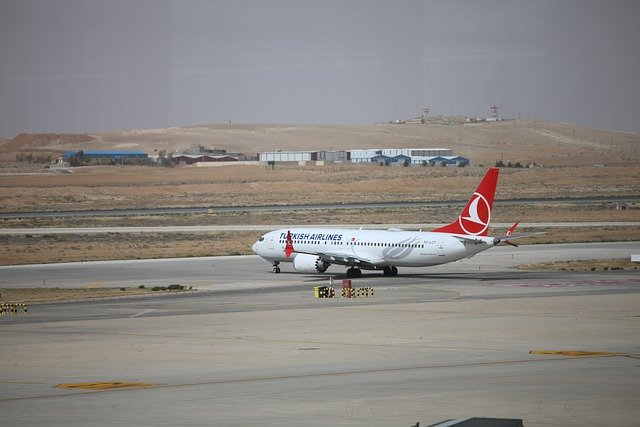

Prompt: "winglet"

[433,168,499,236]
[284,230,294,257]
[503,222,520,247]
[496,222,547,247]
[506,221,519,236]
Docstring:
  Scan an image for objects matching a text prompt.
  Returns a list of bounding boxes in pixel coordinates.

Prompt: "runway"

[1,242,639,426]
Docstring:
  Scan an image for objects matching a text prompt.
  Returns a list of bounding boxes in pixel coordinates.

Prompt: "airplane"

[252,168,539,278]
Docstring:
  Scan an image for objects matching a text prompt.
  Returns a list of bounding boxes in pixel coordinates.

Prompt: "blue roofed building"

[390,154,411,166]
[62,150,148,160]
[441,155,469,166]
[370,154,392,165]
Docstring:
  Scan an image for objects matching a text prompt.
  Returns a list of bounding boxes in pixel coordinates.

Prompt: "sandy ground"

[0,287,191,304]
[0,232,257,265]
[3,201,640,228]
[517,258,638,272]
[1,164,639,213]
[1,120,638,212]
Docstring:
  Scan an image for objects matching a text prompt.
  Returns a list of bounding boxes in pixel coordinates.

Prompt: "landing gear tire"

[346,267,362,278]
[272,263,281,274]
[383,266,398,277]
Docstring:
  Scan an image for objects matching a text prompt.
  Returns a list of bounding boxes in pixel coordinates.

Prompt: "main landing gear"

[346,266,398,278]
[346,267,362,278]
[383,266,398,277]
[272,262,281,274]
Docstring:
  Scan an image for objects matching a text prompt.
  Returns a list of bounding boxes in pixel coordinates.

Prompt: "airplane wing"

[322,252,385,267]
[449,231,545,246]
[290,248,384,267]
[498,231,546,241]
[451,235,490,244]
[284,230,384,267]
[491,222,546,247]
[494,231,546,247]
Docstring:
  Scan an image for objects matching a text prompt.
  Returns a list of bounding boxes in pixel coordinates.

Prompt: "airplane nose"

[251,241,259,254]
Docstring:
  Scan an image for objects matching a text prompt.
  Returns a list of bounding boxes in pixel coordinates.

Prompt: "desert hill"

[1,120,638,166]
[2,133,93,151]
[0,133,94,162]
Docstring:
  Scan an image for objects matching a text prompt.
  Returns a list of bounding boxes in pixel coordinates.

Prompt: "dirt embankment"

[3,133,94,150]
[0,133,95,162]
[0,287,191,304]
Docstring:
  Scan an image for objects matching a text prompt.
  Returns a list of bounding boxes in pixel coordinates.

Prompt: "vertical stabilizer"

[432,168,499,236]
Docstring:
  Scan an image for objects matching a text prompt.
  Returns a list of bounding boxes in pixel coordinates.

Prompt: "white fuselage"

[252,227,496,270]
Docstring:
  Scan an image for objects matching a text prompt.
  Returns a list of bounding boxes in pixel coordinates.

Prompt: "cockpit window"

[258,237,265,242]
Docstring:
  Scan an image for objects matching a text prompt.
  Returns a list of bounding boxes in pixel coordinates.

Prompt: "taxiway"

[0,242,639,426]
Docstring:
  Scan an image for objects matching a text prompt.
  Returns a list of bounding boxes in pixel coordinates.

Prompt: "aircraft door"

[269,236,275,251]
[437,238,445,256]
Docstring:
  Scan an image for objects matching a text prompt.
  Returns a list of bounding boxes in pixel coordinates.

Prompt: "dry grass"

[2,200,639,229]
[516,258,638,272]
[0,232,258,266]
[1,164,639,213]
[502,227,640,245]
[0,287,188,304]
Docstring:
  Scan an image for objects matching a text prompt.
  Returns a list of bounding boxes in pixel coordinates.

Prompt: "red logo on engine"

[458,192,491,235]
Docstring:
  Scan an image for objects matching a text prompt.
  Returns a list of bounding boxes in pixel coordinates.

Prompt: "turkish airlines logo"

[458,192,491,235]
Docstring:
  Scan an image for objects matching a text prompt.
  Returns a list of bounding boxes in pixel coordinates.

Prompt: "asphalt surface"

[1,242,637,289]
[1,241,639,426]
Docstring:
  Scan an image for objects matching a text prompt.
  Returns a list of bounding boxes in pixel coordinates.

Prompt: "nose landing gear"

[272,262,281,274]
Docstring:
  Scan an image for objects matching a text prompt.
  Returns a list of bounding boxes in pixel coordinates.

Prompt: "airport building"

[61,150,148,160]
[420,155,469,166]
[172,154,238,165]
[350,148,467,166]
[258,147,468,166]
[349,148,454,163]
[258,150,348,163]
[370,154,412,166]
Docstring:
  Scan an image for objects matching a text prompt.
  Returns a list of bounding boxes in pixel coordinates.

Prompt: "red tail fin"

[284,230,294,257]
[432,168,499,236]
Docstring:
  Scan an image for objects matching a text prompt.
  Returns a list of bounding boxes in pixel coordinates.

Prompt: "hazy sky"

[1,0,639,137]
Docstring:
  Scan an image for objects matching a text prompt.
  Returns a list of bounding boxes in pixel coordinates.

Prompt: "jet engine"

[293,253,330,273]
